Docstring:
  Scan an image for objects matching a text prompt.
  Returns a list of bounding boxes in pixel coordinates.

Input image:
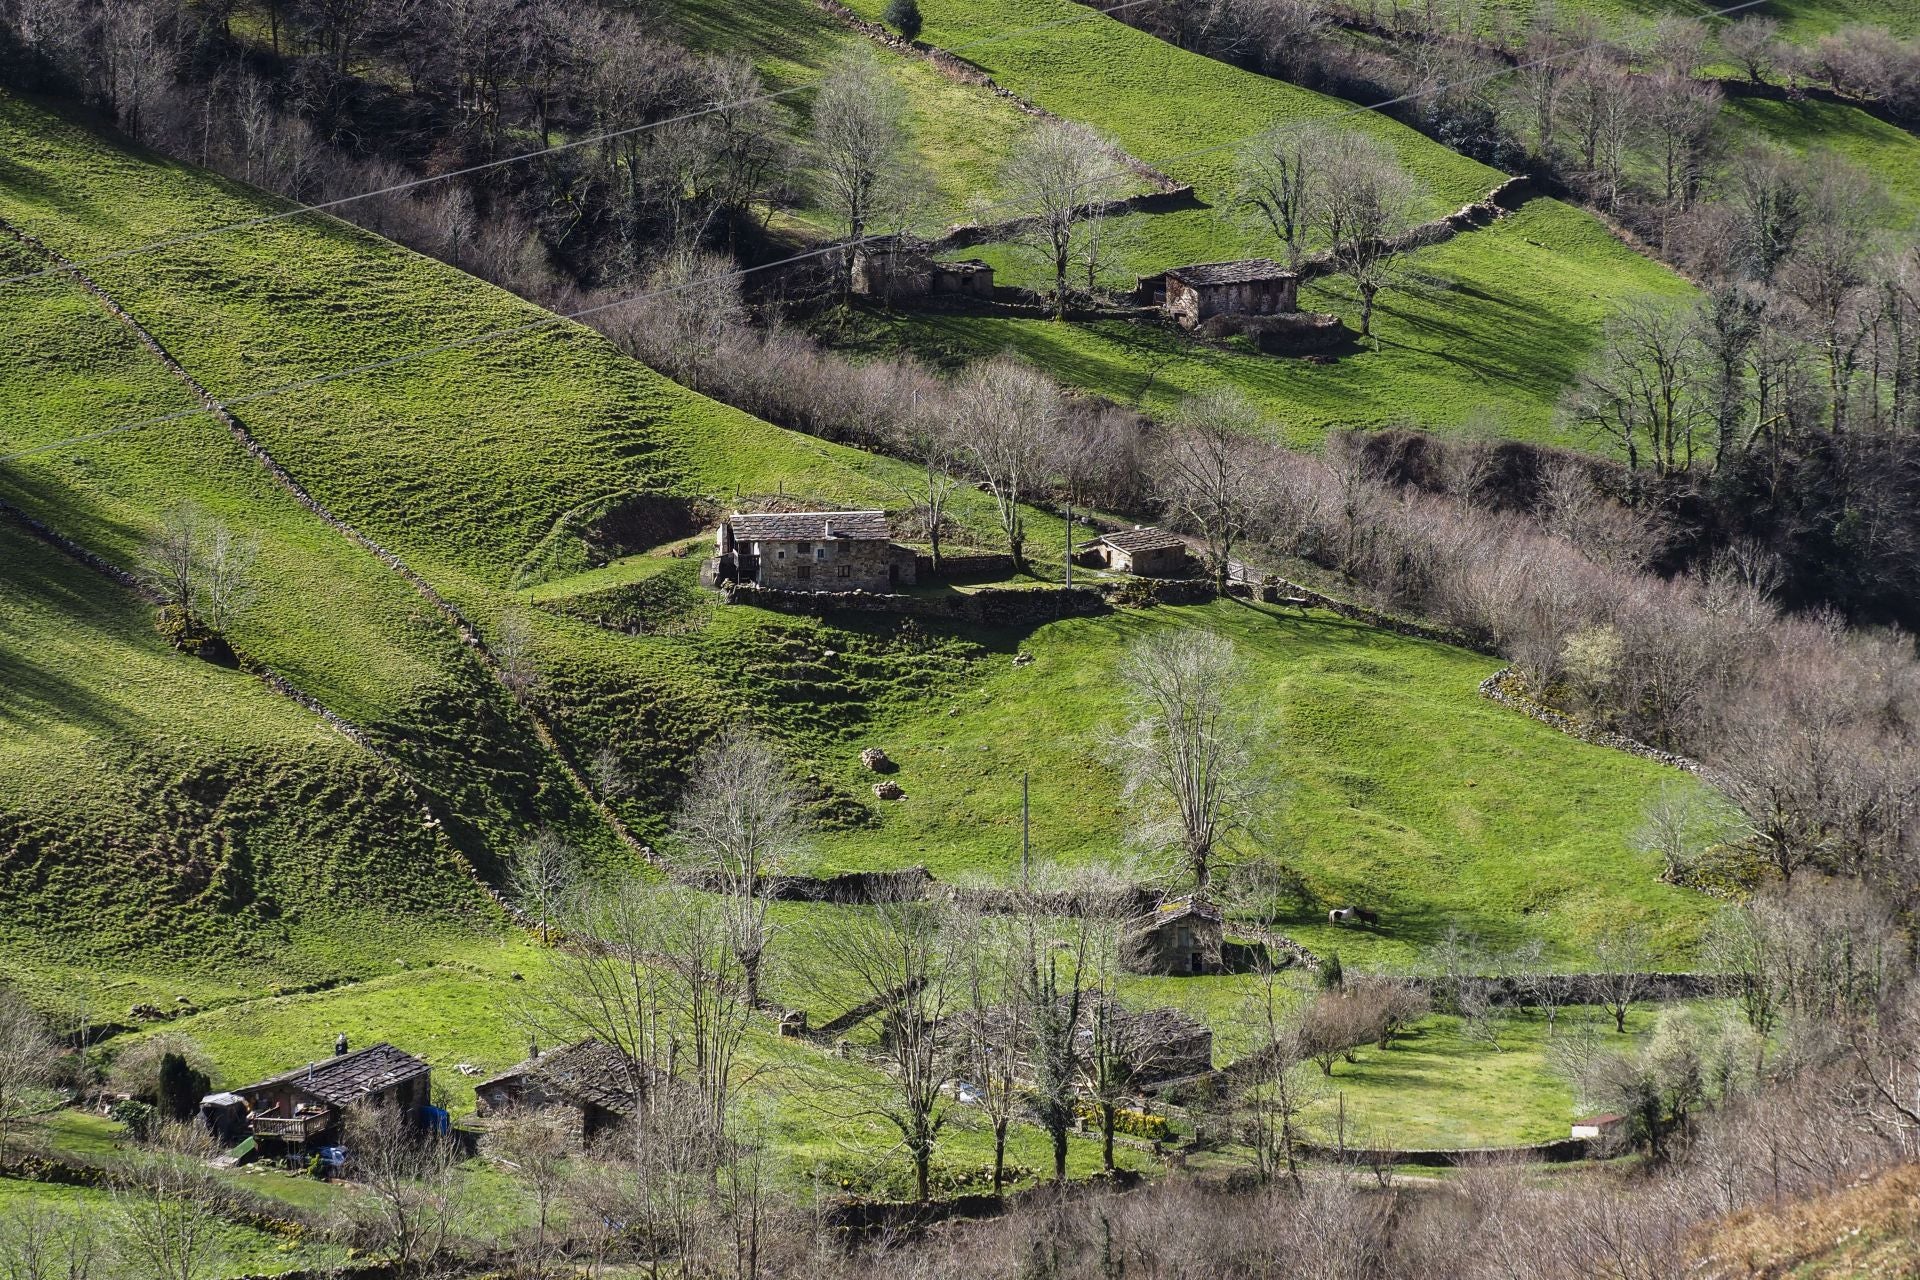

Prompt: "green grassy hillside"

[806,0,1695,445]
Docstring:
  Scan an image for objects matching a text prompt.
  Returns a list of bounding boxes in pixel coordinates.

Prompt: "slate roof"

[235,1043,429,1108]
[1165,258,1296,287]
[728,510,891,542]
[1098,526,1185,554]
[1138,895,1223,930]
[478,1038,646,1118]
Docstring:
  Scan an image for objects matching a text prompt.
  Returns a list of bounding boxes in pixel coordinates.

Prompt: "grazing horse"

[1329,906,1380,927]
[1328,908,1353,924]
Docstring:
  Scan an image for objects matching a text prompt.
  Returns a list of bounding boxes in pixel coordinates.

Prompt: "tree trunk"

[1052,1127,1068,1184]
[1100,1103,1115,1172]
[992,1123,1008,1196]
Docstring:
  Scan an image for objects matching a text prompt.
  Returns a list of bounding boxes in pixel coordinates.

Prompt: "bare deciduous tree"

[1150,390,1267,593]
[952,910,1026,1196]
[953,356,1063,568]
[1003,119,1119,320]
[811,47,913,297]
[889,395,963,574]
[112,1160,226,1280]
[1568,297,1711,486]
[802,897,957,1202]
[0,1198,100,1280]
[509,826,577,945]
[1110,631,1258,892]
[0,991,54,1156]
[1238,123,1330,268]
[342,1102,460,1268]
[670,725,805,1010]
[1308,131,1419,341]
[489,1105,574,1275]
[1593,927,1653,1034]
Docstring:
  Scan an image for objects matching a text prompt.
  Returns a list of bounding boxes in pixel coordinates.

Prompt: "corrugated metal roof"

[1165,258,1296,287]
[728,510,891,541]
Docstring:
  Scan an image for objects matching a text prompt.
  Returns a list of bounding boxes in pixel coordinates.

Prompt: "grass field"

[1722,96,1920,229]
[791,0,1696,445]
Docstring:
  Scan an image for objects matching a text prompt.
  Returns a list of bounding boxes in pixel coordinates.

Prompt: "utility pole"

[1063,502,1072,588]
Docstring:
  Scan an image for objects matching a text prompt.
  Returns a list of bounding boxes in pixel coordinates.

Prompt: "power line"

[0,0,1161,288]
[0,0,1770,466]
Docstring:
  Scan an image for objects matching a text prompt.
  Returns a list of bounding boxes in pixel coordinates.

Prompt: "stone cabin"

[702,510,919,593]
[853,243,995,302]
[474,1038,648,1148]
[230,1041,430,1149]
[1077,1000,1216,1086]
[1081,526,1189,577]
[1141,259,1299,329]
[1119,896,1225,977]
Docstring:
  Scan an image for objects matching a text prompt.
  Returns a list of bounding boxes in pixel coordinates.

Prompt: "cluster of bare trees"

[136,504,257,646]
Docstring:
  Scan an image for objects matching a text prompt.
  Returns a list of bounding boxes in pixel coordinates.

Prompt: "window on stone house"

[796,564,811,581]
[837,564,851,579]
[816,546,829,561]
[796,542,811,555]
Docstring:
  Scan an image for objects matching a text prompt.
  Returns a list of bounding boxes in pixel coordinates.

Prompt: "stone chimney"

[335,1033,349,1057]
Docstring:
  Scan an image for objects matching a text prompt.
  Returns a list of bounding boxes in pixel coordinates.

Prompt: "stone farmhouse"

[1138,259,1300,329]
[1120,896,1225,976]
[474,1037,650,1147]
[227,1041,431,1149]
[853,241,995,302]
[702,510,919,593]
[1080,526,1190,577]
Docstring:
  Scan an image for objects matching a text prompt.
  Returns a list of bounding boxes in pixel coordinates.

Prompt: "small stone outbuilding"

[474,1038,650,1148]
[231,1042,431,1149]
[1141,259,1299,329]
[1119,896,1224,977]
[853,243,995,302]
[1080,527,1189,577]
[702,510,919,593]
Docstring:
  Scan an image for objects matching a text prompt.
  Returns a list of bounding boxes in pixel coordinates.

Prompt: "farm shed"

[1120,896,1224,976]
[231,1042,430,1149]
[853,242,995,301]
[1141,259,1299,329]
[474,1038,650,1147]
[702,510,919,593]
[1571,1113,1629,1141]
[1080,526,1189,577]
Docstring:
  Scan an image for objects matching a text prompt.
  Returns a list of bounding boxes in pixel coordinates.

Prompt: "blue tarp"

[419,1104,450,1135]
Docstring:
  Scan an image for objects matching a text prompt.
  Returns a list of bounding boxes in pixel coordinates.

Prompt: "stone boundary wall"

[1477,668,1715,780]
[723,580,1113,626]
[1431,971,1722,1007]
[1260,578,1495,654]
[1295,1136,1593,1167]
[0,214,655,873]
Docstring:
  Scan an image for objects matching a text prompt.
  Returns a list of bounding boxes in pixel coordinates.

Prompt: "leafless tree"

[1307,131,1419,340]
[811,47,913,296]
[801,897,958,1202]
[1720,16,1782,85]
[494,609,540,698]
[1003,119,1119,320]
[509,826,577,945]
[952,356,1063,567]
[1150,390,1267,593]
[1236,965,1317,1186]
[1639,70,1721,229]
[1568,296,1711,487]
[1021,912,1093,1185]
[489,1105,574,1275]
[1592,927,1653,1034]
[1110,630,1257,892]
[342,1102,460,1268]
[1776,155,1885,433]
[952,911,1026,1195]
[538,878,673,1120]
[0,1199,100,1280]
[1631,782,1734,885]
[670,725,805,1010]
[0,990,54,1155]
[1236,122,1330,268]
[888,395,964,574]
[111,1160,227,1280]
[98,0,177,143]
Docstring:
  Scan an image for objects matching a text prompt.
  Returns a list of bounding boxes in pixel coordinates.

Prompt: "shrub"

[109,1099,158,1142]
[885,0,923,41]
[156,1052,211,1121]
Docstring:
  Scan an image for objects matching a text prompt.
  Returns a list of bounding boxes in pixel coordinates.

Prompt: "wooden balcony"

[251,1111,333,1142]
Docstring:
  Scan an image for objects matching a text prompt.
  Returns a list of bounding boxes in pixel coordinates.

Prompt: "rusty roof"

[1165,258,1296,287]
[728,510,891,542]
[1099,526,1185,554]
[235,1043,429,1108]
[477,1038,647,1118]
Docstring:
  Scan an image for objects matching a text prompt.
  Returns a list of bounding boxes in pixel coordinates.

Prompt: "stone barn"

[1119,896,1225,976]
[1143,259,1299,329]
[1081,526,1189,577]
[702,510,919,593]
[853,243,995,302]
[231,1041,431,1150]
[474,1038,649,1148]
